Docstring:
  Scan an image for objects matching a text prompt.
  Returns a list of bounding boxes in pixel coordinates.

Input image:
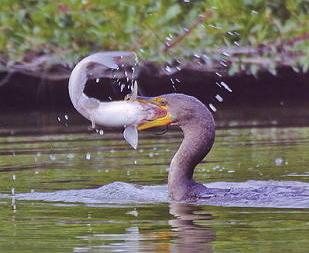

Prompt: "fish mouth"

[136,96,173,130]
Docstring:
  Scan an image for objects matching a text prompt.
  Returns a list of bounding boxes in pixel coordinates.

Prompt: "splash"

[2,180,309,208]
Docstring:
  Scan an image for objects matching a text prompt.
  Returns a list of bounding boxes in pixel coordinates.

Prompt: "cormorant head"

[137,93,210,130]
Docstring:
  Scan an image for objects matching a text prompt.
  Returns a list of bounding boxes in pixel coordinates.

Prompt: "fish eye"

[159,98,167,106]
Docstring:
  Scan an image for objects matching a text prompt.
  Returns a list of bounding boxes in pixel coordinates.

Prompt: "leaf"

[162,4,181,23]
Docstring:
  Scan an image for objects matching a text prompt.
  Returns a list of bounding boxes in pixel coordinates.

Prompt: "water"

[1,106,309,252]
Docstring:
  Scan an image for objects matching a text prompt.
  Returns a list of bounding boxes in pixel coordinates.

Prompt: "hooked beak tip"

[136,97,173,130]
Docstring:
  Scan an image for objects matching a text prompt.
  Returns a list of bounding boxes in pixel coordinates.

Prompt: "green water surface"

[0,109,309,253]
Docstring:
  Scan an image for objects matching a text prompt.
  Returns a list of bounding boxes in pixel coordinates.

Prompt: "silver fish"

[68,52,161,149]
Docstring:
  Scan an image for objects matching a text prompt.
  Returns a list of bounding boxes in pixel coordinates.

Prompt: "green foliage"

[0,0,308,70]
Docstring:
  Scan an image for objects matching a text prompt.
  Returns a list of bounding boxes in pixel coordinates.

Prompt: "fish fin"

[131,80,138,100]
[123,126,138,149]
[124,80,138,101]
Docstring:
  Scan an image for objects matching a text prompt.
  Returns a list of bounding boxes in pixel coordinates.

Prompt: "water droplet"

[208,24,222,29]
[193,54,200,59]
[202,54,210,61]
[222,51,231,57]
[67,153,75,159]
[219,61,228,67]
[126,209,139,217]
[275,157,285,166]
[85,153,91,160]
[212,165,220,170]
[90,115,95,129]
[175,59,182,64]
[209,103,217,112]
[215,94,224,102]
[220,81,232,92]
[165,65,173,73]
[95,78,100,83]
[49,154,56,161]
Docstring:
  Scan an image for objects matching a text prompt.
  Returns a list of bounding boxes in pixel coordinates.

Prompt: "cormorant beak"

[136,96,173,130]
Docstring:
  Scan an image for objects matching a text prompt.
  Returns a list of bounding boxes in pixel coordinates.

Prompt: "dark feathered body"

[158,94,215,201]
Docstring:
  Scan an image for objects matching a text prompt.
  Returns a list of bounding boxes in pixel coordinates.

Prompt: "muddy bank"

[0,61,308,111]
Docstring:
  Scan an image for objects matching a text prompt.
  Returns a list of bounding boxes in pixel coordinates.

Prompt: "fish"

[68,52,161,149]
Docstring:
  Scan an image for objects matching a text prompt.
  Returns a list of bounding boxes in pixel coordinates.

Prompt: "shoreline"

[0,59,308,111]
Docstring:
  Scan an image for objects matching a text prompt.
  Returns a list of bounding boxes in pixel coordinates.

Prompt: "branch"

[163,10,213,53]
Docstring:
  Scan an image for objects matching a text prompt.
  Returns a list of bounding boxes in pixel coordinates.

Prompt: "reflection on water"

[168,203,214,253]
[73,203,214,253]
[0,106,309,252]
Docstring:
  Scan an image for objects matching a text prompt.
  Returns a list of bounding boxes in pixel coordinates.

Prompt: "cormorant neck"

[168,110,215,201]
